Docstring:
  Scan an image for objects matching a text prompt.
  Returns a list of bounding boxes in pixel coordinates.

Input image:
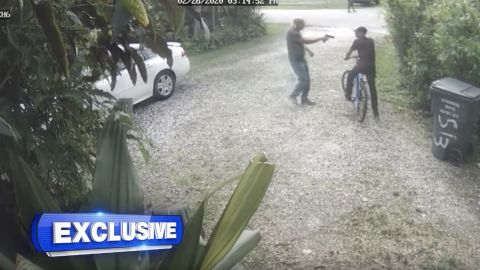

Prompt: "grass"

[375,37,438,148]
[375,37,417,112]
[375,37,435,124]
[189,23,288,67]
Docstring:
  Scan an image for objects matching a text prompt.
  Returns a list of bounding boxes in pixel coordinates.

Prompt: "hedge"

[385,0,480,108]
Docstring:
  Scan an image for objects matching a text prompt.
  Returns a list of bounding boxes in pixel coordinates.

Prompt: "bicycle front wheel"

[357,80,369,123]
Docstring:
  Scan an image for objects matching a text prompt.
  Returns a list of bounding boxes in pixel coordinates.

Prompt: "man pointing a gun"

[287,18,332,106]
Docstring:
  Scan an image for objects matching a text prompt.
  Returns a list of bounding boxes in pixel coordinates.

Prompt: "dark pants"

[346,65,379,116]
[289,58,310,99]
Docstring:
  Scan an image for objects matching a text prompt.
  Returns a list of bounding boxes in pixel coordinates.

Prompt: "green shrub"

[179,8,266,54]
[384,0,429,70]
[385,0,480,108]
[427,0,480,87]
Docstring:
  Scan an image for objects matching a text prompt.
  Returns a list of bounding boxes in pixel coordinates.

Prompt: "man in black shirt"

[345,26,379,117]
[287,18,331,106]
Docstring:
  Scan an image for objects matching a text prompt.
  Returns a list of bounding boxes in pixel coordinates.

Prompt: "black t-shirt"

[350,37,375,71]
[287,28,304,61]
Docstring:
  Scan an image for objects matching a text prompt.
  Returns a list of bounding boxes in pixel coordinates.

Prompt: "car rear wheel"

[153,70,176,100]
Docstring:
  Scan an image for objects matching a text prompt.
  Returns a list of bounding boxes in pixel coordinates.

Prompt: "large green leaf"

[31,0,69,78]
[108,44,136,86]
[158,0,185,32]
[148,205,195,269]
[143,10,172,68]
[119,0,149,27]
[8,154,93,270]
[130,48,147,83]
[9,154,61,230]
[88,98,144,213]
[158,202,205,270]
[87,99,146,270]
[0,117,19,140]
[198,153,274,270]
[211,230,261,270]
[15,254,45,270]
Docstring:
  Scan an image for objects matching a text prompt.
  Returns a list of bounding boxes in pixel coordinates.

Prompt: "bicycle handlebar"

[345,56,360,61]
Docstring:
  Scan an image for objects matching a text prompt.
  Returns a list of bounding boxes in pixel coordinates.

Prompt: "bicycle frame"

[352,73,366,110]
[342,56,370,122]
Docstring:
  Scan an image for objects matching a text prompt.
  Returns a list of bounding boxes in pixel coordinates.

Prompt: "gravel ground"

[132,27,480,269]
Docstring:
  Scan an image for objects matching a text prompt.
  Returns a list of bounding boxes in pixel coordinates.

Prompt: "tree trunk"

[193,6,202,40]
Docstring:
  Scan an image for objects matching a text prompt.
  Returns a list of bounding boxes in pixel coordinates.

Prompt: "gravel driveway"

[132,27,480,269]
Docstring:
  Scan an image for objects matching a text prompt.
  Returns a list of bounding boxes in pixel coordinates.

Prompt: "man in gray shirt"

[287,18,331,105]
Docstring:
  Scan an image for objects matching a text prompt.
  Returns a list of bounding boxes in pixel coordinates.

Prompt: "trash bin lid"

[431,77,480,100]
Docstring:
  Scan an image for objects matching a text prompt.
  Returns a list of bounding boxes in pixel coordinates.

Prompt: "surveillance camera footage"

[1,0,480,269]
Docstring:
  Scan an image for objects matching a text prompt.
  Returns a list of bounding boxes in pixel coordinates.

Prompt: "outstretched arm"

[345,48,354,60]
[345,40,358,60]
[301,35,330,44]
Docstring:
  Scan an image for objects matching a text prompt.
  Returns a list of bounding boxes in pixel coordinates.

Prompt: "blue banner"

[31,213,183,257]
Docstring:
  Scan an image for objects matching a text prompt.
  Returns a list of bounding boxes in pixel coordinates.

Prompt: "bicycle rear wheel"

[341,70,349,94]
[357,80,369,122]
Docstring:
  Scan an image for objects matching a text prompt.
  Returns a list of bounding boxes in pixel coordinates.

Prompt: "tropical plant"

[0,99,275,270]
[0,0,185,213]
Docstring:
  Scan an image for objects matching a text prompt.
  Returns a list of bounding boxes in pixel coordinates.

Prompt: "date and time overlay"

[177,0,279,6]
[0,0,277,20]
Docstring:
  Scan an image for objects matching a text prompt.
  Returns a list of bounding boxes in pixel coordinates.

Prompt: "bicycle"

[341,56,370,123]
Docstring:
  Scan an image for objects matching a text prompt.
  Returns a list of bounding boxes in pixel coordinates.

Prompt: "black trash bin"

[430,77,480,162]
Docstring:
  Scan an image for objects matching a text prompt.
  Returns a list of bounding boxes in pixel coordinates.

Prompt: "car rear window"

[141,49,157,60]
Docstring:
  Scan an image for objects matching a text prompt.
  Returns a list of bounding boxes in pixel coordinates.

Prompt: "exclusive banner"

[31,213,183,257]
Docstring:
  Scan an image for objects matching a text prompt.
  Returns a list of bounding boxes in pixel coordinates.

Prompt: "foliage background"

[177,7,267,54]
[384,0,480,108]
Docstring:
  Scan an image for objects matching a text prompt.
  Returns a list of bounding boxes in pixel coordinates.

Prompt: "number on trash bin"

[438,115,458,129]
[434,136,450,149]
[440,132,457,140]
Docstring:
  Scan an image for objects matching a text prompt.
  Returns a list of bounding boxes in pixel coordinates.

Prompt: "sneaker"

[301,98,316,106]
[373,115,380,122]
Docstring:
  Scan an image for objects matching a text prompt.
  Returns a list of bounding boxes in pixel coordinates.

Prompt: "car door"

[139,48,166,100]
